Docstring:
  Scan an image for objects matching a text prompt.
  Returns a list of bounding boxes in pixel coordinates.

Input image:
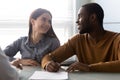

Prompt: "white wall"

[91,0,120,32]
[74,0,91,34]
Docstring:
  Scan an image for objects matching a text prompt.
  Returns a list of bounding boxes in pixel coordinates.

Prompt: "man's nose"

[76,20,79,24]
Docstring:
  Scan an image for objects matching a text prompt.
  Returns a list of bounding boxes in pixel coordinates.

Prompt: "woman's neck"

[31,32,43,44]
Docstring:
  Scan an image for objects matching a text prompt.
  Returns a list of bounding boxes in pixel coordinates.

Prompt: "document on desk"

[29,71,68,80]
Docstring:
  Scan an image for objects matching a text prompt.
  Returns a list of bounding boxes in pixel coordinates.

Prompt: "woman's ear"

[31,19,35,26]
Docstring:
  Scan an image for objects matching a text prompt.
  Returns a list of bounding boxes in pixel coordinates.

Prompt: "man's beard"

[79,26,91,34]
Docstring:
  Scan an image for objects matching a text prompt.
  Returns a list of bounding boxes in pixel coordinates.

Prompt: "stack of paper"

[29,71,68,80]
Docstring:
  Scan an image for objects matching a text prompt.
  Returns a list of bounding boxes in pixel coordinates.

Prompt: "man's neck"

[88,28,106,43]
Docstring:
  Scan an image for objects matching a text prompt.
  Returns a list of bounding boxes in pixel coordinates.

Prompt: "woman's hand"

[19,59,40,66]
[45,61,60,72]
[11,59,23,70]
[66,62,90,72]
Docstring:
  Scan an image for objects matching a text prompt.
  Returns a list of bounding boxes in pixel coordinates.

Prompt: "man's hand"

[11,59,23,70]
[45,61,60,72]
[19,59,40,66]
[66,62,90,72]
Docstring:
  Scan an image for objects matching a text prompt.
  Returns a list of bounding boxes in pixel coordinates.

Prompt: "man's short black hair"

[82,3,104,26]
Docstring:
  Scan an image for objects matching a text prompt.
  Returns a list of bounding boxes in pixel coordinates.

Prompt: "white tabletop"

[19,66,120,80]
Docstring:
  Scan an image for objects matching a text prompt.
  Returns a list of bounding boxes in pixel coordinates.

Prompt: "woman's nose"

[45,21,50,26]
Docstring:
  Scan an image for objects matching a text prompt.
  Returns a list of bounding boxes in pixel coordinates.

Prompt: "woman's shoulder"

[13,36,28,43]
[18,36,28,40]
[44,36,60,45]
[45,36,59,41]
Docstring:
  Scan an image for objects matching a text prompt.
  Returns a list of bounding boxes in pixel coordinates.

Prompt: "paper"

[29,71,68,80]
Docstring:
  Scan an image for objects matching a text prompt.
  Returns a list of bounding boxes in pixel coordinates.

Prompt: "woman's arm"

[4,37,22,61]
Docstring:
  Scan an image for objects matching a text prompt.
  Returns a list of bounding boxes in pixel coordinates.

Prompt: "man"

[0,47,22,80]
[41,3,120,72]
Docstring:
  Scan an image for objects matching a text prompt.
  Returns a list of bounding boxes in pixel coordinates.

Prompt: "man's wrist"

[45,61,53,71]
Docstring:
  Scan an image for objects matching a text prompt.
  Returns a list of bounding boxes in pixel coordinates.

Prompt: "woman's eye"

[42,17,46,22]
[41,17,51,24]
[48,20,51,24]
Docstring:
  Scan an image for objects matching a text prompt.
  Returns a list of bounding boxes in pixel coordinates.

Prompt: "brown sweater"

[41,31,120,72]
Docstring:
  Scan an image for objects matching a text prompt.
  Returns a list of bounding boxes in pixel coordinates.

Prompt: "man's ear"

[90,13,97,22]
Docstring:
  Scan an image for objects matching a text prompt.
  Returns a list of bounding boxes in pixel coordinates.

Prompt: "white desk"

[19,66,120,80]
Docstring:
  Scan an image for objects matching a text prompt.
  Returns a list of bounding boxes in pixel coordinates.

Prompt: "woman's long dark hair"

[28,8,59,41]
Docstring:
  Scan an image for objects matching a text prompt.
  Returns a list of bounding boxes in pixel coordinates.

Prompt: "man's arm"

[41,41,76,68]
[89,61,120,72]
[41,36,78,71]
[89,35,120,72]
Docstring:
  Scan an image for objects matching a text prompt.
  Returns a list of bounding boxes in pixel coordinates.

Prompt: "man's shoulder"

[71,33,87,39]
[105,30,119,35]
[69,33,87,42]
[106,30,120,43]
[113,32,120,42]
[106,30,120,38]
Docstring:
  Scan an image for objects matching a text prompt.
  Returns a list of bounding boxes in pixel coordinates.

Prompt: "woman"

[4,8,60,66]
